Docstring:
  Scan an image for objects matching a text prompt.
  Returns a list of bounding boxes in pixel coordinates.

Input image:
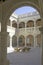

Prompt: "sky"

[14,6,37,15]
[10,6,38,21]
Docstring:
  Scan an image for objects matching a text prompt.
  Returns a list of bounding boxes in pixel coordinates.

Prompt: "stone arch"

[19,22,25,28]
[5,0,41,23]
[0,1,42,65]
[12,21,17,28]
[36,34,42,47]
[27,20,34,27]
[12,35,17,47]
[36,19,42,26]
[18,35,25,47]
[26,35,34,47]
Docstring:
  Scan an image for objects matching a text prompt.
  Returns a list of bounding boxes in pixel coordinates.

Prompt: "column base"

[4,59,9,65]
[0,59,9,65]
[7,46,14,53]
[6,59,10,65]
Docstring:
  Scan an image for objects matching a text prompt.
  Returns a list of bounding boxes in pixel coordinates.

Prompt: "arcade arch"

[18,35,25,47]
[12,22,17,28]
[12,35,17,47]
[27,20,34,27]
[26,35,34,47]
[19,22,25,28]
[36,19,42,26]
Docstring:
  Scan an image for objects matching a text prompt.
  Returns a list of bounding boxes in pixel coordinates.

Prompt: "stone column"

[25,22,26,47]
[10,36,12,47]
[17,18,19,48]
[34,35,37,48]
[34,20,37,47]
[8,20,14,53]
[0,19,9,65]
[25,36,26,47]
[0,32,9,65]
[38,0,43,65]
[10,20,13,48]
[39,27,43,65]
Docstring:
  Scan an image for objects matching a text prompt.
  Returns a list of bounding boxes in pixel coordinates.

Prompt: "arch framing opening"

[5,0,41,22]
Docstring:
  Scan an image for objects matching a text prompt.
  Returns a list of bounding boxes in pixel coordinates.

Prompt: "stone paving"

[7,47,41,65]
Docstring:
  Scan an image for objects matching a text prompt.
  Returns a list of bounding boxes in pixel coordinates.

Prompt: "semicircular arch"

[18,35,25,47]
[5,0,41,23]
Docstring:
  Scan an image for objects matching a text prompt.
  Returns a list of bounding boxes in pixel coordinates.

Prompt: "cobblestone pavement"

[7,47,41,65]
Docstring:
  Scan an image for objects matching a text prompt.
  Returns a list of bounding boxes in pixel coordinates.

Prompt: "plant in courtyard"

[22,47,30,52]
[14,47,31,52]
[14,48,20,52]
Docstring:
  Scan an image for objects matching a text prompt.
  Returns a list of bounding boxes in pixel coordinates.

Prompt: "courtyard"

[7,47,41,65]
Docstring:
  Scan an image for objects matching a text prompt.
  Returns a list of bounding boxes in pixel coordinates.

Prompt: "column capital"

[39,27,43,33]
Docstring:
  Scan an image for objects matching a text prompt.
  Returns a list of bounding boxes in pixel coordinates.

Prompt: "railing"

[19,26,41,33]
[26,27,34,32]
[7,25,41,34]
[19,28,25,31]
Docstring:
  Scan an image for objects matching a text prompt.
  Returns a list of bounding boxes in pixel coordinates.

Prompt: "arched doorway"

[18,35,25,47]
[2,0,40,64]
[5,1,41,49]
[26,35,34,47]
[12,35,17,47]
[36,34,42,47]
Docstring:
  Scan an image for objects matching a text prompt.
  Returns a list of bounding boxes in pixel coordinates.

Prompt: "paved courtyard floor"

[7,47,42,65]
